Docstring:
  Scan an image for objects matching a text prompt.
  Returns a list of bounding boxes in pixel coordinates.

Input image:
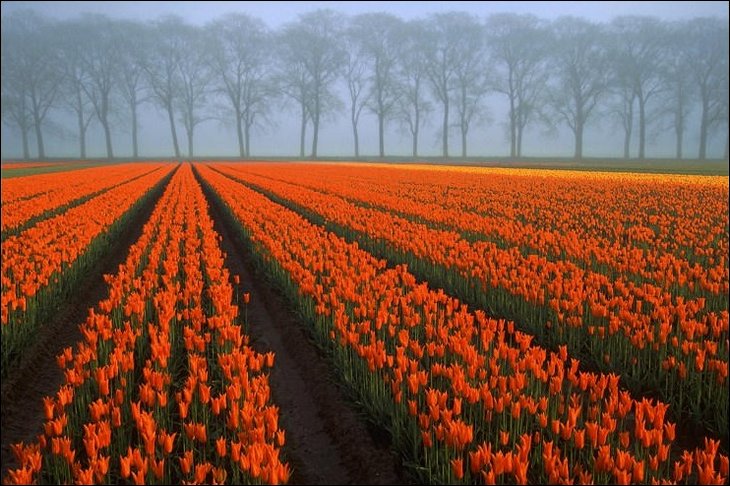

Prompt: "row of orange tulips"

[236,164,728,279]
[4,164,288,485]
[231,164,727,300]
[197,163,727,484]
[1,166,173,379]
[3,164,139,205]
[2,163,166,234]
[210,163,728,441]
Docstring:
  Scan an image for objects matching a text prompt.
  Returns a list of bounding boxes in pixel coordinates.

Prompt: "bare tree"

[115,19,149,158]
[274,40,311,158]
[395,20,432,157]
[143,16,185,158]
[0,75,33,159]
[487,13,550,158]
[54,19,95,159]
[1,15,33,159]
[720,74,729,160]
[685,18,729,159]
[653,21,695,159]
[343,21,371,158]
[350,13,403,158]
[175,24,212,158]
[547,17,608,159]
[422,13,464,158]
[611,17,669,159]
[277,10,343,158]
[606,41,637,159]
[208,13,272,158]
[76,14,119,159]
[2,11,60,159]
[451,14,488,158]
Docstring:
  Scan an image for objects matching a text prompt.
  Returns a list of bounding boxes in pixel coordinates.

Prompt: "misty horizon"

[1,1,728,160]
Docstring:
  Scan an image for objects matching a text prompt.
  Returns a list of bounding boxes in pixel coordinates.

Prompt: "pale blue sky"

[3,1,727,26]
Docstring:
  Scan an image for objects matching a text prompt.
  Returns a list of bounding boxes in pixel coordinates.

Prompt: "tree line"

[1,9,728,160]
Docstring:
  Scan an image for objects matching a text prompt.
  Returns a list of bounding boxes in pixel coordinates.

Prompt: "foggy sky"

[1,1,728,159]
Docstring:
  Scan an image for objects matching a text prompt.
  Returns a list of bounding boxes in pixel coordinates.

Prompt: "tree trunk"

[76,88,86,159]
[442,99,449,158]
[623,103,633,159]
[460,86,467,158]
[21,127,30,160]
[77,107,86,159]
[236,112,245,158]
[350,95,360,158]
[378,114,385,158]
[34,116,45,159]
[166,103,180,158]
[312,110,319,158]
[103,119,114,159]
[675,115,683,159]
[413,107,420,158]
[509,94,516,158]
[724,130,728,161]
[244,121,251,158]
[698,98,708,160]
[299,103,306,158]
[638,93,646,159]
[461,123,467,158]
[574,119,583,159]
[187,126,194,158]
[351,106,359,158]
[132,103,139,158]
[80,129,87,160]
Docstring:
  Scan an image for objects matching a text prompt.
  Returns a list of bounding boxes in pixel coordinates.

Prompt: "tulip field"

[1,161,728,485]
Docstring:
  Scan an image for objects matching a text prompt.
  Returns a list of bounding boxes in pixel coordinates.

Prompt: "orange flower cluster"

[212,163,729,438]
[2,163,166,233]
[234,163,728,295]
[2,166,172,325]
[198,163,727,485]
[4,164,288,485]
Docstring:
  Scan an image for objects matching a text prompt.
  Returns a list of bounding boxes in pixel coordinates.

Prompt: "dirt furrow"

[0,170,174,476]
[199,169,408,485]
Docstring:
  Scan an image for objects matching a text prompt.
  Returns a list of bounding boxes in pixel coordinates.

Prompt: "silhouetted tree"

[116,19,149,158]
[422,13,464,157]
[487,13,550,157]
[611,17,668,159]
[277,10,344,158]
[207,13,273,158]
[451,13,488,157]
[547,17,608,159]
[2,11,60,159]
[1,14,34,159]
[54,19,94,158]
[685,18,729,159]
[343,19,371,158]
[176,23,212,158]
[143,16,185,158]
[351,13,403,157]
[78,14,118,159]
[395,20,432,157]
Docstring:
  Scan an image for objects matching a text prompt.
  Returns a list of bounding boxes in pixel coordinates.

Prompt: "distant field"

[0,161,112,178]
[297,156,730,175]
[2,156,728,176]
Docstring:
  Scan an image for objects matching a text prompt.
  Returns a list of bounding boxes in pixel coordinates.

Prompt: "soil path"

[201,174,408,485]
[0,175,171,476]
